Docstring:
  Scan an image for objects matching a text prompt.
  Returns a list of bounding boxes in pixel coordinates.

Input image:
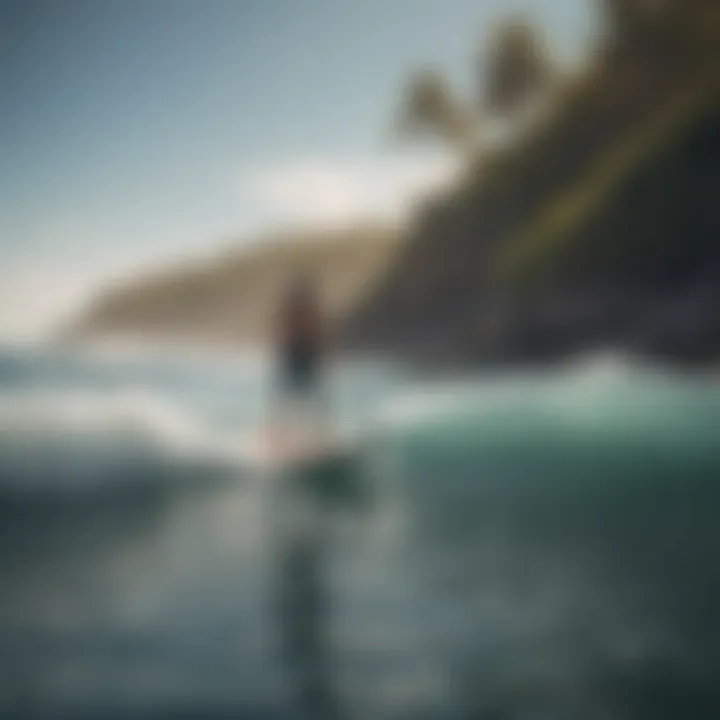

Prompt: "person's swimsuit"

[281,336,320,394]
[275,326,327,439]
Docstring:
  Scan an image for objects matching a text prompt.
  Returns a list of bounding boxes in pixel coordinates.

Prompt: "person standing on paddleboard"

[269,274,332,449]
[277,274,326,397]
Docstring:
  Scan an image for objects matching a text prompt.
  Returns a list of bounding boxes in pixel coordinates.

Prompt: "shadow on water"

[271,453,368,720]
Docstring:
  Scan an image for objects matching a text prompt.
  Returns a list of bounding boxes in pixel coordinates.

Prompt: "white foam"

[376,352,704,434]
[0,386,248,466]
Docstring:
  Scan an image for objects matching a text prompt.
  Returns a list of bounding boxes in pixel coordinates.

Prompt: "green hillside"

[343,1,720,365]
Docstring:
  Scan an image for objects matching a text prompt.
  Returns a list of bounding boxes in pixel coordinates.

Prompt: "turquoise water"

[0,346,718,719]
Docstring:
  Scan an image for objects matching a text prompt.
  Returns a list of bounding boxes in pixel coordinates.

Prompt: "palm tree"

[395,68,475,151]
[483,19,554,115]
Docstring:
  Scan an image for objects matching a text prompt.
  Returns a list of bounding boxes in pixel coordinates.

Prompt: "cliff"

[343,4,720,366]
[64,226,399,347]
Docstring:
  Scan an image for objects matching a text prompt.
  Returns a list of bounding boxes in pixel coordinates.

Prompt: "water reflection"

[271,459,357,719]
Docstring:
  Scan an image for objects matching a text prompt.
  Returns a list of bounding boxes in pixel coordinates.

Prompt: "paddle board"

[239,422,369,507]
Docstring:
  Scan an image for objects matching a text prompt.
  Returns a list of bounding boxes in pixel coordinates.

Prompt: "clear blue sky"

[0,0,596,337]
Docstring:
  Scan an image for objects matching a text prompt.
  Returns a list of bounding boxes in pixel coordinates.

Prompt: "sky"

[0,0,596,339]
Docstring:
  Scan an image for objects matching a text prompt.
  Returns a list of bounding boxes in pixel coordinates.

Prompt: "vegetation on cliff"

[344,0,720,364]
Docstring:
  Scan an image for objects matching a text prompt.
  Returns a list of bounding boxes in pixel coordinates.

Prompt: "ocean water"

[0,345,718,720]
